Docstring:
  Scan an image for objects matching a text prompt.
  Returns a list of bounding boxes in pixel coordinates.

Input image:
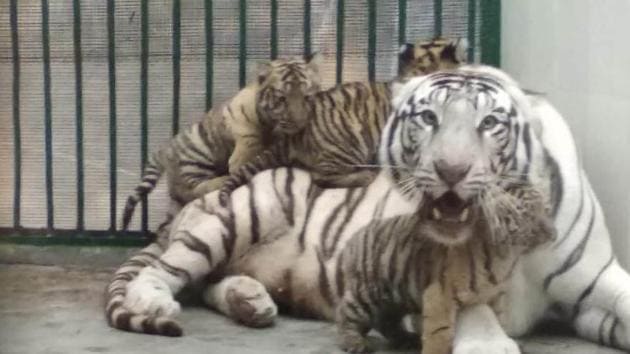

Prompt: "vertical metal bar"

[367,0,376,81]
[303,0,311,56]
[270,0,278,59]
[140,0,149,232]
[335,0,344,84]
[10,0,21,229]
[434,0,442,37]
[205,0,213,110]
[172,0,180,135]
[238,0,247,88]
[398,0,406,45]
[467,0,476,62]
[107,0,117,231]
[73,0,84,231]
[480,0,501,67]
[41,0,54,231]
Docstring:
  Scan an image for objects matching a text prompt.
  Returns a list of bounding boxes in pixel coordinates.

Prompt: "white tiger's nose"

[433,159,471,187]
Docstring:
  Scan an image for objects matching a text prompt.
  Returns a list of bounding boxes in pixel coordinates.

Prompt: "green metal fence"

[0,0,500,246]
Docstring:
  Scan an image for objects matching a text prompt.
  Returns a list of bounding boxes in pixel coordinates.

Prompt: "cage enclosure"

[0,0,500,246]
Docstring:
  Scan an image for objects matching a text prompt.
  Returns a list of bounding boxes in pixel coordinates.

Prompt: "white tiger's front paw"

[205,275,277,327]
[453,337,520,354]
[124,274,181,317]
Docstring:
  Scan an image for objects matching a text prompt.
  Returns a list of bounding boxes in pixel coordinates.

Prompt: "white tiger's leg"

[125,168,309,319]
[125,197,252,317]
[541,180,630,349]
[564,261,630,350]
[202,275,278,328]
[453,304,521,354]
[573,306,630,350]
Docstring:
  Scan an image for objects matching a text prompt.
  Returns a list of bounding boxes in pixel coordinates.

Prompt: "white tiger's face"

[381,66,535,244]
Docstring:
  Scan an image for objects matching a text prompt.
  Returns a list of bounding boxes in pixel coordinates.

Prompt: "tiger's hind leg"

[202,275,278,328]
[573,306,630,350]
[192,175,230,197]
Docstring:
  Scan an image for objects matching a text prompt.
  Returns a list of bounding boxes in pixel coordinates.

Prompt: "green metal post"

[172,0,181,135]
[367,0,376,81]
[205,0,213,110]
[270,0,278,59]
[41,0,54,231]
[10,0,21,229]
[73,0,85,231]
[239,0,247,88]
[398,0,406,45]
[140,0,149,232]
[481,0,501,67]
[336,0,344,84]
[303,0,311,56]
[107,0,117,231]
[434,0,442,37]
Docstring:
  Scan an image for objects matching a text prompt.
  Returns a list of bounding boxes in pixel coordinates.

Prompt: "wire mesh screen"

[0,0,500,245]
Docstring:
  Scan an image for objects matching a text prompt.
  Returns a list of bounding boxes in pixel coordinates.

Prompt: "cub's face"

[256,54,322,135]
[398,37,468,78]
[381,66,535,245]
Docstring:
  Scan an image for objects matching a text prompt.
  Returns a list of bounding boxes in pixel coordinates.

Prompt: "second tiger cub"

[337,184,556,353]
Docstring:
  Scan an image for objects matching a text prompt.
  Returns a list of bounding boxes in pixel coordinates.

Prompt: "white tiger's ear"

[255,61,272,85]
[453,37,469,63]
[304,52,323,73]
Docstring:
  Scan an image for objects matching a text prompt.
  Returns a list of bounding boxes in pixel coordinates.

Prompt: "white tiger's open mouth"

[427,191,474,224]
[419,191,479,244]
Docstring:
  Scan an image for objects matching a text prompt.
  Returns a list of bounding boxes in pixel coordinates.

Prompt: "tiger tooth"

[432,208,442,220]
[459,207,469,222]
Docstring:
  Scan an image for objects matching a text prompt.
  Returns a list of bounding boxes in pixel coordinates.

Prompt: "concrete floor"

[0,264,626,354]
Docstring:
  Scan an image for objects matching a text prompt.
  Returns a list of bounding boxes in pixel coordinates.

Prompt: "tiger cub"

[121,54,322,229]
[337,184,556,353]
[217,38,468,204]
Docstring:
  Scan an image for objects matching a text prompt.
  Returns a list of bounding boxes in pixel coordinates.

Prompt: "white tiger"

[109,65,630,353]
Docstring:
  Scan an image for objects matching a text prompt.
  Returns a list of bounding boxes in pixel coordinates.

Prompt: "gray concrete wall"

[502,0,630,268]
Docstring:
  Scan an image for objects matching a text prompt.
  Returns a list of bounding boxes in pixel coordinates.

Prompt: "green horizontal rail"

[0,228,150,247]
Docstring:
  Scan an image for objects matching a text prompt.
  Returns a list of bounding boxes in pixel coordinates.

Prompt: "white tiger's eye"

[480,115,499,130]
[421,110,438,126]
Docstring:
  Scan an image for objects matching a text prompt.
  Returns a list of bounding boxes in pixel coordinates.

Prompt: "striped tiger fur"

[217,37,468,204]
[337,183,555,353]
[120,54,322,230]
[108,65,630,354]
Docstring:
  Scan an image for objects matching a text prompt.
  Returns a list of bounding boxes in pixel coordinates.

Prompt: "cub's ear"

[441,37,469,63]
[255,61,272,85]
[398,43,416,68]
[304,51,323,72]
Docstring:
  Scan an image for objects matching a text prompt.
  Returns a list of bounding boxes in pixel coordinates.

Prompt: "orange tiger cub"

[337,183,556,353]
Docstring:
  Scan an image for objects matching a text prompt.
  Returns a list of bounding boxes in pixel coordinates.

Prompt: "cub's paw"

[222,276,277,328]
[338,334,374,354]
[124,275,181,317]
[453,337,520,354]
